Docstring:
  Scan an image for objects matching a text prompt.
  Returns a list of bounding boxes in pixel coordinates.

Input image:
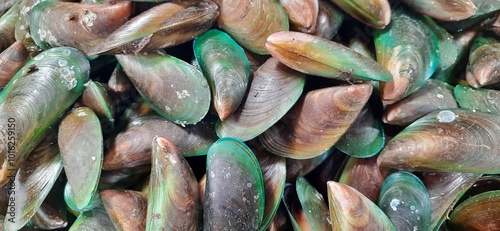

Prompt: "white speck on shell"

[176,90,190,99]
[437,110,456,123]
[82,10,97,27]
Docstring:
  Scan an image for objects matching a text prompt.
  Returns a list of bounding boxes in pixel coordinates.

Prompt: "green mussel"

[0,47,89,185]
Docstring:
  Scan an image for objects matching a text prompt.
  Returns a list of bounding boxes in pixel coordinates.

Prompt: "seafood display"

[1,0,500,230]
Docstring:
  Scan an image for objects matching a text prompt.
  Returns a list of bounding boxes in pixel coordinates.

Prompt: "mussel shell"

[266,31,392,82]
[286,148,332,181]
[383,79,458,126]
[313,0,344,39]
[280,0,319,33]
[101,190,147,231]
[81,80,114,123]
[339,155,391,203]
[0,47,89,185]
[69,206,115,231]
[327,181,396,230]
[108,63,132,94]
[448,190,500,230]
[15,0,44,52]
[216,57,305,141]
[421,172,481,230]
[3,131,63,230]
[204,137,265,230]
[0,1,19,53]
[425,17,462,83]
[282,183,310,230]
[399,0,476,21]
[58,107,103,211]
[147,137,201,231]
[214,0,289,54]
[378,109,500,173]
[459,175,500,202]
[437,0,500,32]
[330,0,390,28]
[259,82,372,159]
[249,141,286,231]
[335,104,385,158]
[454,84,500,115]
[30,1,132,54]
[0,0,16,16]
[377,171,431,231]
[88,0,219,55]
[296,177,331,230]
[116,53,211,125]
[466,41,500,88]
[375,8,440,104]
[103,114,217,170]
[0,41,30,90]
[193,29,250,121]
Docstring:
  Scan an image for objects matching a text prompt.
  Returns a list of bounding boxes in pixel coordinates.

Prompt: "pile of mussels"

[1,0,500,230]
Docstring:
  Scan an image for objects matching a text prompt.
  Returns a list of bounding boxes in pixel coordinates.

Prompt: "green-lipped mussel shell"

[280,0,318,33]
[437,0,500,32]
[266,31,392,82]
[204,137,265,230]
[378,109,500,173]
[103,114,217,170]
[375,8,440,105]
[282,183,310,230]
[193,29,250,121]
[330,0,390,28]
[0,0,16,17]
[214,0,289,55]
[216,57,305,141]
[383,79,458,126]
[3,131,63,231]
[101,190,147,231]
[466,41,500,88]
[30,1,132,54]
[399,0,476,21]
[349,36,376,59]
[460,175,500,200]
[425,16,462,83]
[108,63,132,94]
[28,176,68,230]
[286,148,332,181]
[0,41,30,90]
[421,172,480,230]
[0,1,19,52]
[58,107,103,211]
[68,206,114,231]
[249,141,286,231]
[147,137,201,231]
[339,156,391,203]
[378,171,431,231]
[267,202,293,231]
[116,53,210,125]
[259,82,372,159]
[88,0,219,55]
[455,85,500,115]
[335,105,385,158]
[327,181,396,230]
[29,199,68,230]
[313,0,344,39]
[296,177,331,230]
[64,184,102,214]
[0,47,89,185]
[81,80,114,123]
[448,190,500,230]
